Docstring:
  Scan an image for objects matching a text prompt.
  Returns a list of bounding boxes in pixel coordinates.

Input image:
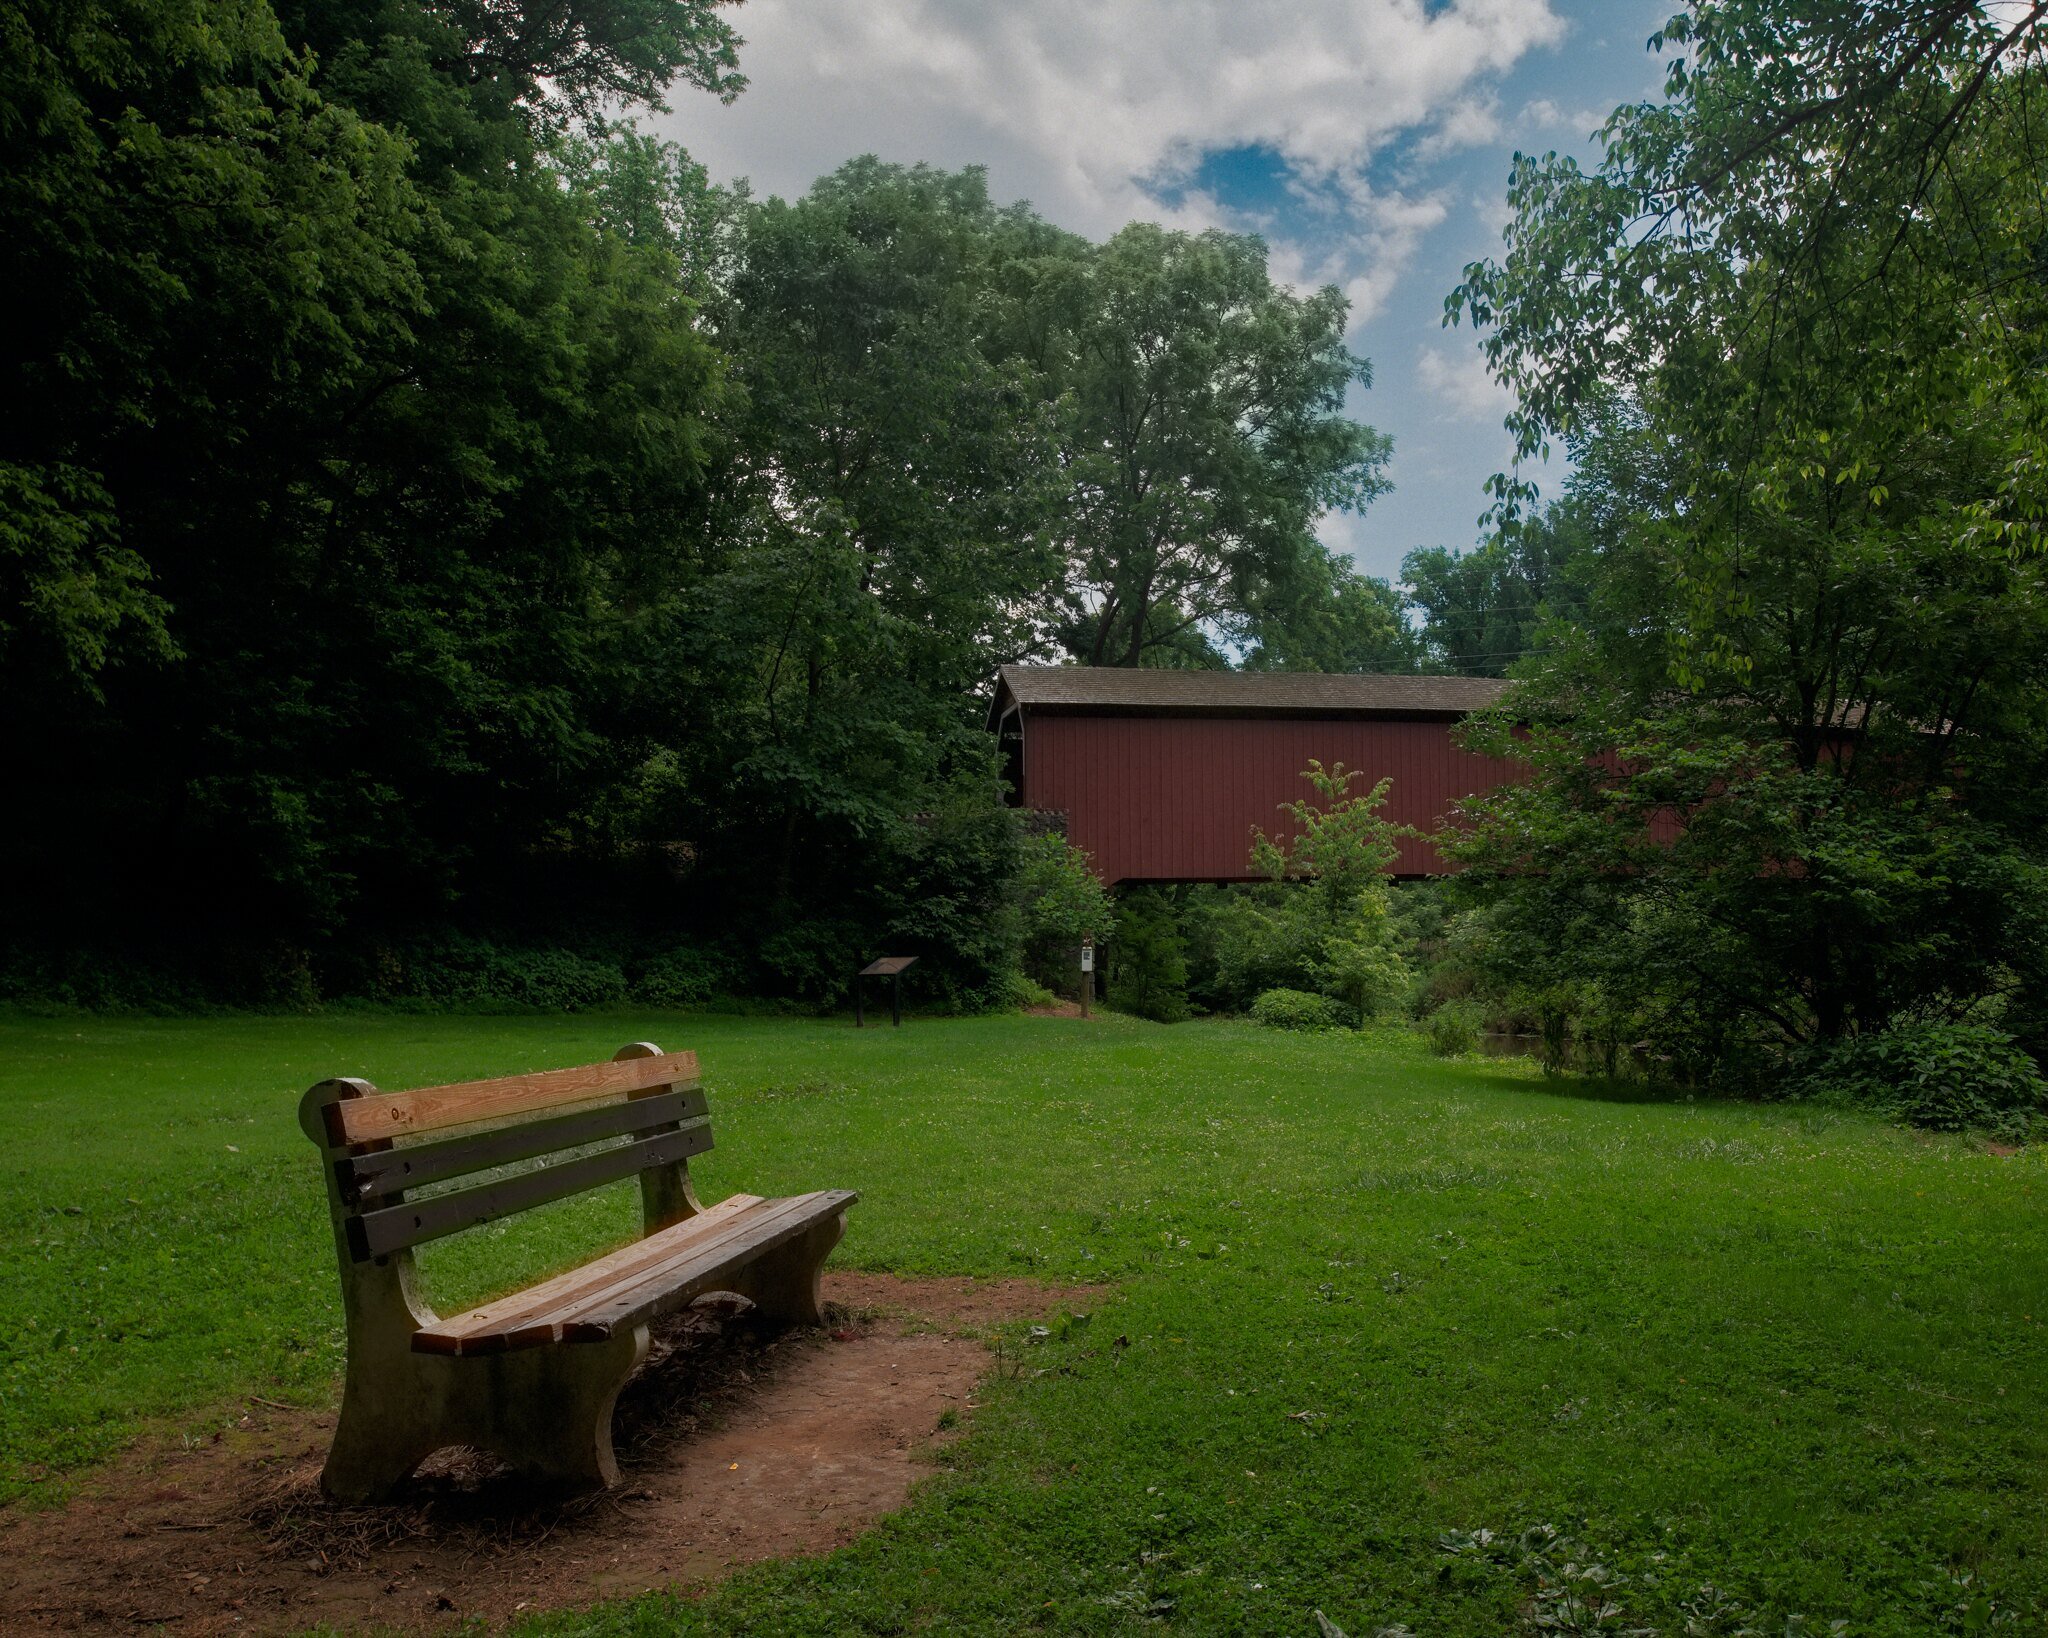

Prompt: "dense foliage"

[1787,1021,2048,1144]
[1,0,1402,1009]
[4,0,739,986]
[1013,833,1114,996]
[9,0,2048,1148]
[1437,1,2048,1101]
[1106,888,1191,1024]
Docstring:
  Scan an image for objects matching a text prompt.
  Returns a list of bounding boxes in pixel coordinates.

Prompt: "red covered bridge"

[990,666,1523,882]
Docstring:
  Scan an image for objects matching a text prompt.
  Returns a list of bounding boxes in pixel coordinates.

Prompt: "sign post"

[856,956,918,1027]
[1079,936,1094,1018]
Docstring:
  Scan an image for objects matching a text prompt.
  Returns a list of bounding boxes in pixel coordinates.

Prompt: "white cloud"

[1416,341,1513,420]
[656,0,1566,240]
[650,0,1581,574]
[1518,96,1609,141]
[1410,94,1505,163]
[1262,181,1449,329]
[1471,186,1515,242]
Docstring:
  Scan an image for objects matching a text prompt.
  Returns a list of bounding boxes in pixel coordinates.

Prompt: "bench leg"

[476,1323,650,1491]
[320,1265,449,1505]
[322,1390,443,1506]
[735,1212,846,1327]
[322,1337,456,1505]
[323,1324,650,1501]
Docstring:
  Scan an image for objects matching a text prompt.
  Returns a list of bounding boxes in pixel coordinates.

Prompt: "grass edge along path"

[3,1009,2044,1636]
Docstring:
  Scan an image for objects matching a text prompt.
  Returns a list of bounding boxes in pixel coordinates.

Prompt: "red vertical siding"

[1021,713,1524,882]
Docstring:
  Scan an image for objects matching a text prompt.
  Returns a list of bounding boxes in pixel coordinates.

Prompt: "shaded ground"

[0,1273,1098,1635]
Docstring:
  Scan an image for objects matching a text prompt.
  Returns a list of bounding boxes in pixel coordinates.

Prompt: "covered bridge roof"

[991,665,1509,722]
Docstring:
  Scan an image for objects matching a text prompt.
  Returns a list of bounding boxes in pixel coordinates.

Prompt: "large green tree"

[1042,224,1392,668]
[2,0,735,944]
[1401,501,1591,678]
[1443,2,2048,1075]
[640,160,1068,1001]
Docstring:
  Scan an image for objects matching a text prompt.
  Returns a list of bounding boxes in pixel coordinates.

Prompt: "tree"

[1108,888,1190,1023]
[1235,761,1412,1026]
[2,0,735,945]
[1442,3,2048,1077]
[1402,497,1592,676]
[654,160,1071,991]
[1044,224,1392,668]
[1240,558,1424,674]
[1014,833,1114,994]
[1449,0,2048,554]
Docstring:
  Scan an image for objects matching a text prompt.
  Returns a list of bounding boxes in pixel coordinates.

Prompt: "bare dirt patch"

[0,1273,1102,1635]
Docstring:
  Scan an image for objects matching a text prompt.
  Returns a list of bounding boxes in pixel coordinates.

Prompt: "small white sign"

[1080,947,1094,973]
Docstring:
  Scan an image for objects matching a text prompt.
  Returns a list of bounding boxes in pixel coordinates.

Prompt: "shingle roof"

[992,665,1510,719]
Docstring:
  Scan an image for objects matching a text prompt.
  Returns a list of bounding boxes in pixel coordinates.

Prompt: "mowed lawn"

[2,1012,2044,1635]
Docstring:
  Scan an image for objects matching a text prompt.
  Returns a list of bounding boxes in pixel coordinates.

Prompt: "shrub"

[1014,833,1113,993]
[1791,1021,2048,1141]
[632,946,736,1008]
[1006,972,1058,1010]
[1108,889,1190,1022]
[386,935,628,1011]
[1323,914,1411,1025]
[1426,999,1484,1057]
[754,921,862,1007]
[1251,987,1346,1032]
[879,798,1024,1013]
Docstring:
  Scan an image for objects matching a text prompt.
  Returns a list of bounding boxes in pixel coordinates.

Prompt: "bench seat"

[415,1188,858,1356]
[299,1042,856,1500]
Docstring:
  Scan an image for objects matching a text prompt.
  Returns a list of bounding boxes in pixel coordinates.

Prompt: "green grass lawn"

[3,1010,2044,1635]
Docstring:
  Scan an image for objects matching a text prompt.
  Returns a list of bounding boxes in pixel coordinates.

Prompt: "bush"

[1323,917,1411,1025]
[632,946,736,1008]
[1108,889,1190,1022]
[753,921,863,1007]
[1791,1021,2048,1141]
[1006,972,1058,1010]
[1196,884,1325,1009]
[1014,833,1113,994]
[1425,999,1484,1057]
[1250,987,1346,1032]
[397,937,628,1011]
[879,798,1024,1013]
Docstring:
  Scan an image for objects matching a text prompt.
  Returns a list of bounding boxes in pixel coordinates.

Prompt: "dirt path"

[0,1273,1101,1635]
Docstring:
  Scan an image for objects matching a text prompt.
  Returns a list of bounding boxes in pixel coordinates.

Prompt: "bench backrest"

[299,1042,708,1266]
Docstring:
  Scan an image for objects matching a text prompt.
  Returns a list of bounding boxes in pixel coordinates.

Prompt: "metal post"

[854,976,864,1029]
[891,972,902,1027]
[1080,937,1094,1018]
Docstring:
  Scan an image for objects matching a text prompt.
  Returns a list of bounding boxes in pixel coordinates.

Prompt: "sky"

[651,0,1673,584]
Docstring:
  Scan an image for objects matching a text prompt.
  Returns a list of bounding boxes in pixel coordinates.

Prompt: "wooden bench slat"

[411,1193,766,1356]
[515,1192,823,1347]
[330,1050,700,1146]
[542,1189,855,1347]
[346,1123,714,1260]
[339,1087,710,1202]
[300,1040,856,1502]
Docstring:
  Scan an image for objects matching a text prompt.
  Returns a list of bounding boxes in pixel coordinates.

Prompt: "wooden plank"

[338,1089,710,1202]
[346,1125,714,1260]
[541,1189,856,1347]
[412,1194,765,1356]
[492,1195,824,1349]
[525,1193,826,1345]
[331,1050,700,1146]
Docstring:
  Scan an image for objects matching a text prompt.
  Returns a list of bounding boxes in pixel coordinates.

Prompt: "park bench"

[298,1041,855,1503]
